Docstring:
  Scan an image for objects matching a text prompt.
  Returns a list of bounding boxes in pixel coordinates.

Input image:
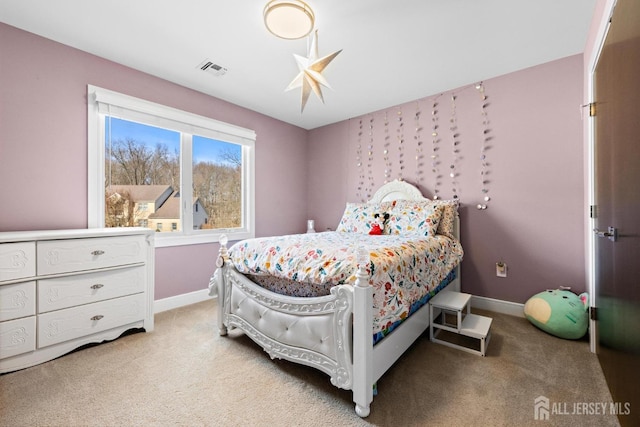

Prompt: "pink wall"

[0,23,309,300]
[308,55,586,303]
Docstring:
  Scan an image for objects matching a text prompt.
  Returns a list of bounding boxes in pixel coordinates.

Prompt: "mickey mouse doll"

[369,212,390,235]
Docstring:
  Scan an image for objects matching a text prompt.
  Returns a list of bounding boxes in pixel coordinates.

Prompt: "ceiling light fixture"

[264,0,315,40]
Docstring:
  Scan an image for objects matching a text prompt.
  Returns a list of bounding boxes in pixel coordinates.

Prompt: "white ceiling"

[0,0,597,130]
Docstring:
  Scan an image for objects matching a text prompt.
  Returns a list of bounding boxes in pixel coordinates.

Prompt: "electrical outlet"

[496,261,507,277]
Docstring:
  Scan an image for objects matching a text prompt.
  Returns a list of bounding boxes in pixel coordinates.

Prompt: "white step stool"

[429,290,492,356]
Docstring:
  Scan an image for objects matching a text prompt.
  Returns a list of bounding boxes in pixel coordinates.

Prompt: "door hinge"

[589,102,596,117]
[590,306,598,321]
[590,205,596,218]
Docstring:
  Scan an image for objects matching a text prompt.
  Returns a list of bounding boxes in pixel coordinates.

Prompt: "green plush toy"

[524,288,589,340]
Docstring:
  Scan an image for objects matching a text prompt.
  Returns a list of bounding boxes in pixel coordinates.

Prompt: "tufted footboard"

[209,240,375,417]
[221,266,356,388]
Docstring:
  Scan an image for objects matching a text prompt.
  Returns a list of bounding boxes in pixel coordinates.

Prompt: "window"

[88,85,256,247]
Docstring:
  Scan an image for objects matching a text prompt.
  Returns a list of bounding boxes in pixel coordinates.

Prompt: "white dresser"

[0,228,154,373]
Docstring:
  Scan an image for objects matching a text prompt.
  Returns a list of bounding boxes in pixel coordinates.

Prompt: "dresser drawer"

[38,266,146,313]
[0,242,36,282]
[37,235,146,275]
[0,281,36,321]
[38,293,146,348]
[0,316,36,359]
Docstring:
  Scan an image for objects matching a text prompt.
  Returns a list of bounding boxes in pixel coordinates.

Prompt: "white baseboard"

[471,295,525,318]
[154,288,213,313]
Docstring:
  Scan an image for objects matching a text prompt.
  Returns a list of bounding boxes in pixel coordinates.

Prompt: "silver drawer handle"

[91,250,105,256]
[91,315,104,321]
[90,284,104,290]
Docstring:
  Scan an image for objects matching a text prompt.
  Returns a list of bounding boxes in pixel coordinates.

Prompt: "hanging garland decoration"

[366,116,375,200]
[383,111,392,183]
[476,82,491,209]
[351,81,494,204]
[414,102,423,187]
[397,107,405,181]
[355,118,365,202]
[448,94,460,200]
[430,97,441,199]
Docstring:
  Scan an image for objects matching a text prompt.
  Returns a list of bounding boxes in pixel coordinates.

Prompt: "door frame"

[586,0,616,353]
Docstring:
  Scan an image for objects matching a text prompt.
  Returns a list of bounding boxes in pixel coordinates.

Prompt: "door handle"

[594,226,618,242]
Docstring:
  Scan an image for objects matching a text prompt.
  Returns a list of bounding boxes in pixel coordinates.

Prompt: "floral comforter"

[228,231,463,337]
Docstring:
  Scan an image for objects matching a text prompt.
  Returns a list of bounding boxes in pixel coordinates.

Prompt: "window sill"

[154,231,253,248]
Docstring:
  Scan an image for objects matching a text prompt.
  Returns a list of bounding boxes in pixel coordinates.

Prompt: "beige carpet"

[0,299,621,427]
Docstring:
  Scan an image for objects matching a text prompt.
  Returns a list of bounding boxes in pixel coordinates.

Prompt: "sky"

[106,117,241,164]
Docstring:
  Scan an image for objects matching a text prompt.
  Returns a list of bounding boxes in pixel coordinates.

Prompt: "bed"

[208,180,462,417]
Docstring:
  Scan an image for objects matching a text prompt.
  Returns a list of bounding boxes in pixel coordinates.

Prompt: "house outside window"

[88,85,256,247]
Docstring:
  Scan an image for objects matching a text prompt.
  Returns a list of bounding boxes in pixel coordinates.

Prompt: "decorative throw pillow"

[336,202,376,233]
[430,199,459,239]
[385,200,444,237]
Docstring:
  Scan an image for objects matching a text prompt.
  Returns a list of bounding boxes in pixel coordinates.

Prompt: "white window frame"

[87,85,256,247]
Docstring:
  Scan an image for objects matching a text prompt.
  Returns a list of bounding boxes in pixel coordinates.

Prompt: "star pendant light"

[286,30,342,112]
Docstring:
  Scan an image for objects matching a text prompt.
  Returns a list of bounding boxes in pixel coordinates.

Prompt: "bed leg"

[217,269,228,336]
[355,404,370,418]
[353,249,373,418]
[215,235,230,337]
[217,268,229,336]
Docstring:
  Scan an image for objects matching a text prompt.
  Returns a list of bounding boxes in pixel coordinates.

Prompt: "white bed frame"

[208,180,460,417]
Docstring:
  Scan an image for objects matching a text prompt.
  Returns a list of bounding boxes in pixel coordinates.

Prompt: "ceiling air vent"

[197,59,227,77]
